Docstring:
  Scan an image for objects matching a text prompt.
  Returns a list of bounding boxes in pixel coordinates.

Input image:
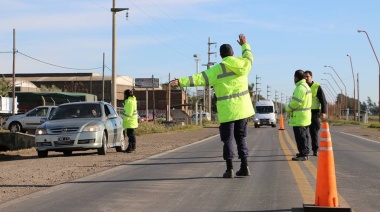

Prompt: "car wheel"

[97,132,108,155]
[272,124,276,128]
[37,150,48,158]
[115,130,127,152]
[9,122,22,133]
[63,150,73,156]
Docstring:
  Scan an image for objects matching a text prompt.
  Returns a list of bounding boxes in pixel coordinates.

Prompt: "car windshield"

[50,104,101,120]
[256,106,274,114]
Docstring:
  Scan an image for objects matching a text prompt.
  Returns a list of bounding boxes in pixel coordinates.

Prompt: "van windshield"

[256,106,274,114]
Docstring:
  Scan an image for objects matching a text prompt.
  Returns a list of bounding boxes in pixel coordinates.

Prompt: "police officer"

[171,34,254,178]
[286,70,312,161]
[304,70,327,156]
[123,89,138,153]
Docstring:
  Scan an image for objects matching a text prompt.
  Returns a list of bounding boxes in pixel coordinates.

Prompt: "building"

[3,73,191,122]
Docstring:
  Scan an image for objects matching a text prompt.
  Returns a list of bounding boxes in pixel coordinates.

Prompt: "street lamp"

[321,83,339,117]
[357,29,380,122]
[193,54,201,125]
[323,73,343,117]
[323,73,343,93]
[347,54,356,120]
[324,65,348,114]
[111,0,129,108]
[321,79,338,94]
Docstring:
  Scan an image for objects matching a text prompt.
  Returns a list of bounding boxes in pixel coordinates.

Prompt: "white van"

[253,100,277,128]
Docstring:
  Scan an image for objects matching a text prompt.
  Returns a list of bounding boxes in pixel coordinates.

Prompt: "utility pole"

[203,37,216,114]
[267,85,271,100]
[357,73,360,122]
[12,29,16,115]
[194,54,201,125]
[102,53,105,101]
[111,0,128,109]
[280,92,284,114]
[274,90,278,112]
[152,75,156,123]
[256,75,261,101]
[347,54,356,120]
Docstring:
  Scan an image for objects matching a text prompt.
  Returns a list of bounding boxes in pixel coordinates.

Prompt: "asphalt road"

[0,125,379,212]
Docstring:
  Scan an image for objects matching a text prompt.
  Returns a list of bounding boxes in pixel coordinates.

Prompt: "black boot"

[126,143,134,153]
[236,157,250,176]
[223,159,234,178]
[131,143,136,151]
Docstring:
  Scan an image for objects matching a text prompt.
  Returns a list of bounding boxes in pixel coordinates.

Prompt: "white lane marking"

[339,132,380,144]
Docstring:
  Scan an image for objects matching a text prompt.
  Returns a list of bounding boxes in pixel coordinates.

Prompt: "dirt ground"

[0,125,379,204]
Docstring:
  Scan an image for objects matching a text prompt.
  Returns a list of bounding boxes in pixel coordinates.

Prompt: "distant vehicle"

[139,114,154,122]
[253,100,277,128]
[2,106,57,133]
[191,112,211,121]
[35,101,126,158]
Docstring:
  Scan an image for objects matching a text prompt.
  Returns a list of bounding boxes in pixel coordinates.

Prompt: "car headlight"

[36,129,47,135]
[83,125,100,132]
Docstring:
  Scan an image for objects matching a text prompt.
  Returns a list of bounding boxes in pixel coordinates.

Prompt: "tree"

[40,84,62,92]
[248,83,255,95]
[364,96,379,115]
[0,76,12,96]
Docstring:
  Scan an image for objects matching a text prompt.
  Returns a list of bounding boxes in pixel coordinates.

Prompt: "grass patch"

[135,121,203,136]
[368,123,380,129]
[328,120,361,126]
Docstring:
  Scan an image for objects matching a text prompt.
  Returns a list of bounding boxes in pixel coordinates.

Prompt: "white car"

[35,101,126,158]
[2,106,57,133]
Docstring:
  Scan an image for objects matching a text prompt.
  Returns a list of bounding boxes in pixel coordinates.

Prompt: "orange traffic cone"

[315,122,338,207]
[314,122,338,207]
[304,122,351,211]
[278,114,285,130]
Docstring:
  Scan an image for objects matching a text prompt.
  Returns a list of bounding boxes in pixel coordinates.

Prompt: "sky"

[1,0,380,105]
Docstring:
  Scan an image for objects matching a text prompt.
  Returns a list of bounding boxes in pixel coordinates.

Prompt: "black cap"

[220,44,233,58]
[124,89,133,97]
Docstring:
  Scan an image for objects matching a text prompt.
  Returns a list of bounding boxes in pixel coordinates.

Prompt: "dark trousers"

[293,126,310,156]
[219,118,249,160]
[126,128,136,144]
[309,113,321,152]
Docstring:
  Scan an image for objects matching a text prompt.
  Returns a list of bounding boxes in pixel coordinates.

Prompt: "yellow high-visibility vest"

[123,96,138,129]
[310,82,321,110]
[179,43,255,123]
[286,79,312,126]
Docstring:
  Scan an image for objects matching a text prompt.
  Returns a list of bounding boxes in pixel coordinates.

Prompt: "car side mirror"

[40,118,47,123]
[107,114,118,119]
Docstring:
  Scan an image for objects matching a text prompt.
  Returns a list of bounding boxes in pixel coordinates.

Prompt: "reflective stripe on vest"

[218,63,236,79]
[293,107,311,111]
[215,63,249,101]
[242,49,253,65]
[289,82,311,111]
[124,110,138,118]
[217,90,249,101]
[189,71,210,86]
[202,71,209,86]
[301,83,312,94]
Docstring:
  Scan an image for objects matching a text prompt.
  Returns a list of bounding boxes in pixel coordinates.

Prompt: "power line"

[104,65,134,84]
[86,0,202,58]
[17,51,102,71]
[146,0,204,42]
[127,0,203,53]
